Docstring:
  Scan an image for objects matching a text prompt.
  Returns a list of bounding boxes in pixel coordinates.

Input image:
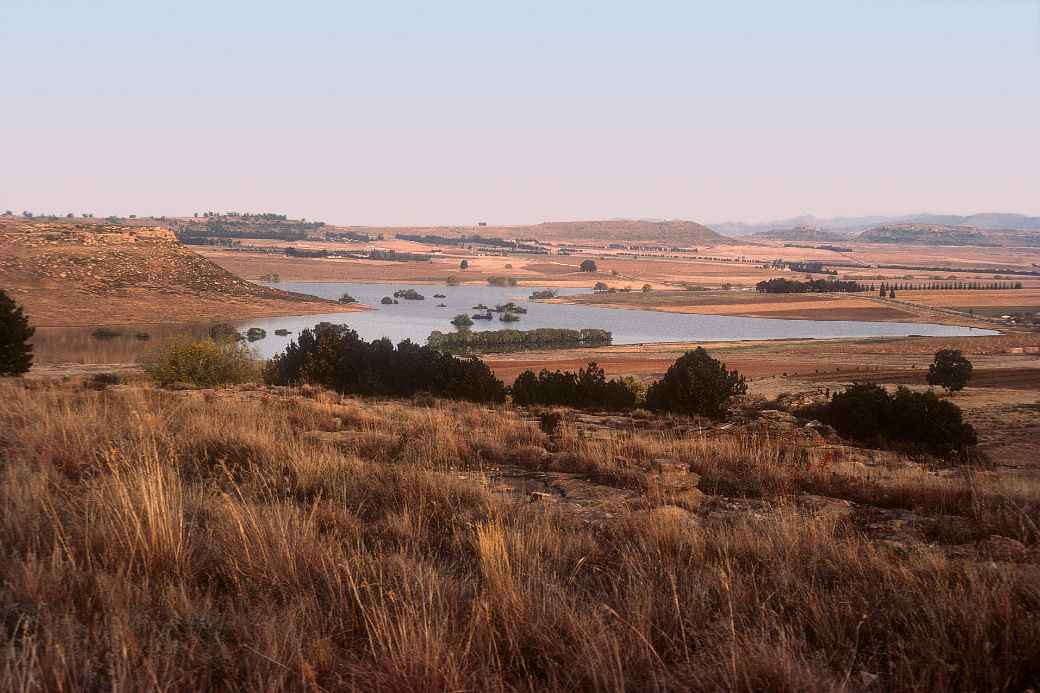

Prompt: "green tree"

[927,349,973,393]
[644,347,747,419]
[0,289,34,376]
[580,259,598,272]
[642,284,652,293]
[460,259,469,270]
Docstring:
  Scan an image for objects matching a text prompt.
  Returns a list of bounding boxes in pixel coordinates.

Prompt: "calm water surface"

[31,282,997,364]
[240,282,994,359]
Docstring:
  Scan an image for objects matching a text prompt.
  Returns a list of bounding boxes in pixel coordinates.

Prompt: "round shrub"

[644,347,747,419]
[927,349,973,392]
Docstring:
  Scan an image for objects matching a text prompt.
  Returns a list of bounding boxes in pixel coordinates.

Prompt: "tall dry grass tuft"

[0,379,1037,691]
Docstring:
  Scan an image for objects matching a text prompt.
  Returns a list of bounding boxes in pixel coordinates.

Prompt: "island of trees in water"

[427,327,612,352]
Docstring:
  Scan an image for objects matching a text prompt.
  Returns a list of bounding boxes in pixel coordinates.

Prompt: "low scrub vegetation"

[141,337,259,386]
[265,322,506,403]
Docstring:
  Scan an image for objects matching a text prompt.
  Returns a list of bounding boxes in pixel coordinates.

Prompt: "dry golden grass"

[1,379,1038,691]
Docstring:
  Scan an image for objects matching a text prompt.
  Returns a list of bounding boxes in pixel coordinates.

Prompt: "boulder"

[979,535,1027,561]
[797,494,853,522]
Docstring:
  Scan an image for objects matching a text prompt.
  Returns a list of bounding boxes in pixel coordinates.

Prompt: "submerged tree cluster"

[427,327,612,352]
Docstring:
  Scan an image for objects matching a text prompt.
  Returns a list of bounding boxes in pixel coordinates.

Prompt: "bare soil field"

[897,288,1040,309]
[800,366,1040,390]
[718,241,1040,273]
[484,333,1040,382]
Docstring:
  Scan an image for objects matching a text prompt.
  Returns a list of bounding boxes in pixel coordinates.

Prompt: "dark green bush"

[265,322,506,403]
[0,289,34,376]
[644,347,747,419]
[819,382,976,456]
[511,362,636,411]
[927,349,973,392]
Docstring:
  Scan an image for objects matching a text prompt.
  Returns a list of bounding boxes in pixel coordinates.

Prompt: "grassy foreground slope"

[1,379,1038,691]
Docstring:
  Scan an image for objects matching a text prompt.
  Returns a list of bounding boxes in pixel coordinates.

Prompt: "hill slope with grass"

[0,376,1036,690]
[0,218,357,327]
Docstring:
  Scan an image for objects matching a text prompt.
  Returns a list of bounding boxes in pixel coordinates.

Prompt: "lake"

[243,282,995,358]
[30,281,997,364]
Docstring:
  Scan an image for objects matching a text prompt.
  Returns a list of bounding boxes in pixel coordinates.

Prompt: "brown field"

[800,366,1040,390]
[1,377,1038,691]
[564,290,922,321]
[717,241,1040,274]
[168,233,1040,331]
[897,288,1040,309]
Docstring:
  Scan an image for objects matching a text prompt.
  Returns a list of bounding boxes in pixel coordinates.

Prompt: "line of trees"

[876,281,1023,292]
[756,278,868,294]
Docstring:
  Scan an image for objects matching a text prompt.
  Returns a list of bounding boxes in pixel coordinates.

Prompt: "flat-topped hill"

[516,219,735,245]
[0,218,354,327]
[857,223,998,246]
[752,226,849,242]
[336,218,736,247]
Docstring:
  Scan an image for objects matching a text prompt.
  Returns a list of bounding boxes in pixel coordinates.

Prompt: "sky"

[1,0,1038,226]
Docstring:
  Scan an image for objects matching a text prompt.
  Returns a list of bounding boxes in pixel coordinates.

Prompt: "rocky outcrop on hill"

[0,219,352,326]
[856,223,997,246]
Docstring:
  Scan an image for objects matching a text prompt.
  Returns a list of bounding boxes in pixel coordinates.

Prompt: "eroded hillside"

[0,218,358,326]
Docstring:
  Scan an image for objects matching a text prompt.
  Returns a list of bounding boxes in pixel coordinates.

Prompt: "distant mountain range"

[711,213,1040,237]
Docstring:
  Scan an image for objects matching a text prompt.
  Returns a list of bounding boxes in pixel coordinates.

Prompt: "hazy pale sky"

[2,0,1038,225]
